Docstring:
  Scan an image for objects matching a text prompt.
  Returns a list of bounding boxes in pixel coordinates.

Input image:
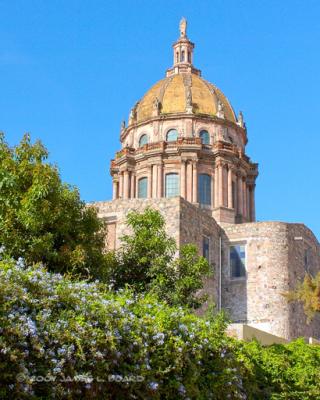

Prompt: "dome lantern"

[166,18,201,77]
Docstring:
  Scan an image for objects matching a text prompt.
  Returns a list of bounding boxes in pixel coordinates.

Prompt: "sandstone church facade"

[93,19,320,341]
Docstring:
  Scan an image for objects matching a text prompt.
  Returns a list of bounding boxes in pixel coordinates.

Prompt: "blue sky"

[1,0,320,238]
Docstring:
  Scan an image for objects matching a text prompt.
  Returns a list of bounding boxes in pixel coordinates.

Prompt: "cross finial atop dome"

[180,17,187,38]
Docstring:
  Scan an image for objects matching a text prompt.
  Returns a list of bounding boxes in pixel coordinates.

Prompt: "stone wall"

[179,198,221,311]
[286,224,320,338]
[221,221,320,340]
[92,198,320,341]
[92,197,221,311]
[91,198,181,250]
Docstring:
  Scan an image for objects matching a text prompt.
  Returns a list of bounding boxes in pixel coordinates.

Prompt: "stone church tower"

[94,20,320,342]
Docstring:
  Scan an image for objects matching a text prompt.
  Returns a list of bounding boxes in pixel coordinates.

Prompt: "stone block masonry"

[92,197,320,341]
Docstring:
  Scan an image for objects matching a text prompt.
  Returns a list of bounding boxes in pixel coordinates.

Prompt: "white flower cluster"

[0,260,245,399]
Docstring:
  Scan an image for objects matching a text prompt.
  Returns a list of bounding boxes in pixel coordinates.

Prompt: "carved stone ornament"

[217,100,225,119]
[153,97,160,110]
[185,85,193,114]
[129,101,139,124]
[180,17,187,37]
[237,111,246,128]
[152,97,161,116]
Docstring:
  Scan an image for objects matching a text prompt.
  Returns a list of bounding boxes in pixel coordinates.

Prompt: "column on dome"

[211,174,215,208]
[237,174,243,216]
[157,163,163,197]
[250,184,256,222]
[130,172,135,199]
[242,178,247,219]
[147,166,152,198]
[112,180,118,200]
[123,170,130,199]
[246,186,250,221]
[152,164,158,198]
[227,166,233,209]
[218,163,224,207]
[180,159,186,198]
[214,164,219,208]
[192,161,198,203]
[186,161,193,202]
[119,172,123,199]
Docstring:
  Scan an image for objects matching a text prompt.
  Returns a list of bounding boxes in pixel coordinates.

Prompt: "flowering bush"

[0,259,245,399]
[1,258,320,399]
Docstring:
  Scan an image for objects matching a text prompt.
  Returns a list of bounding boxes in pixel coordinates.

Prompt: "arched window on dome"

[165,173,179,198]
[138,177,148,199]
[176,52,179,63]
[166,129,178,142]
[181,51,185,62]
[199,130,210,145]
[198,174,211,206]
[139,134,148,147]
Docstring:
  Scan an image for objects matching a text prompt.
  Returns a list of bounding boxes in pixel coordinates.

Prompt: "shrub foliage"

[1,259,320,399]
[0,259,244,400]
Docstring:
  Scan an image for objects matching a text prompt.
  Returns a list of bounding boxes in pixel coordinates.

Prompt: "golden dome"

[135,73,237,124]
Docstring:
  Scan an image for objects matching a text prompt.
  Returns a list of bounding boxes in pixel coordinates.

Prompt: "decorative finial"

[179,17,187,38]
[237,111,245,128]
[152,97,161,116]
[217,100,225,119]
[185,84,193,114]
[128,101,139,125]
[121,120,126,131]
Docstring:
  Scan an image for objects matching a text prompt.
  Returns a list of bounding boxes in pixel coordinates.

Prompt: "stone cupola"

[110,19,258,224]
[166,17,200,77]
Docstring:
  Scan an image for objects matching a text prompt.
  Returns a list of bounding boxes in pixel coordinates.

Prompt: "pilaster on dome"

[166,18,201,77]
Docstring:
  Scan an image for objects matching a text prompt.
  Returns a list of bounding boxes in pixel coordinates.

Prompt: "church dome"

[135,72,237,124]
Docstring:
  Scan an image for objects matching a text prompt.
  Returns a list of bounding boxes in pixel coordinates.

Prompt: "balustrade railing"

[113,138,247,165]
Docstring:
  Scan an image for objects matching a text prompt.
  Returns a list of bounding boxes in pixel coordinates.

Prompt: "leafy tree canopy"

[286,272,320,321]
[0,133,106,278]
[107,208,211,309]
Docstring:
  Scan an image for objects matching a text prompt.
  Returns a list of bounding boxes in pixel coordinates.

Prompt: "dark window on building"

[139,134,148,147]
[198,174,211,206]
[203,236,210,262]
[181,50,185,62]
[166,129,178,142]
[165,173,179,198]
[138,177,148,198]
[176,52,179,63]
[199,130,210,145]
[188,51,191,63]
[230,244,246,278]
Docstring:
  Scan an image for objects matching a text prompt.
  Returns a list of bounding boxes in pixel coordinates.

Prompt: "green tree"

[107,208,211,308]
[0,133,106,278]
